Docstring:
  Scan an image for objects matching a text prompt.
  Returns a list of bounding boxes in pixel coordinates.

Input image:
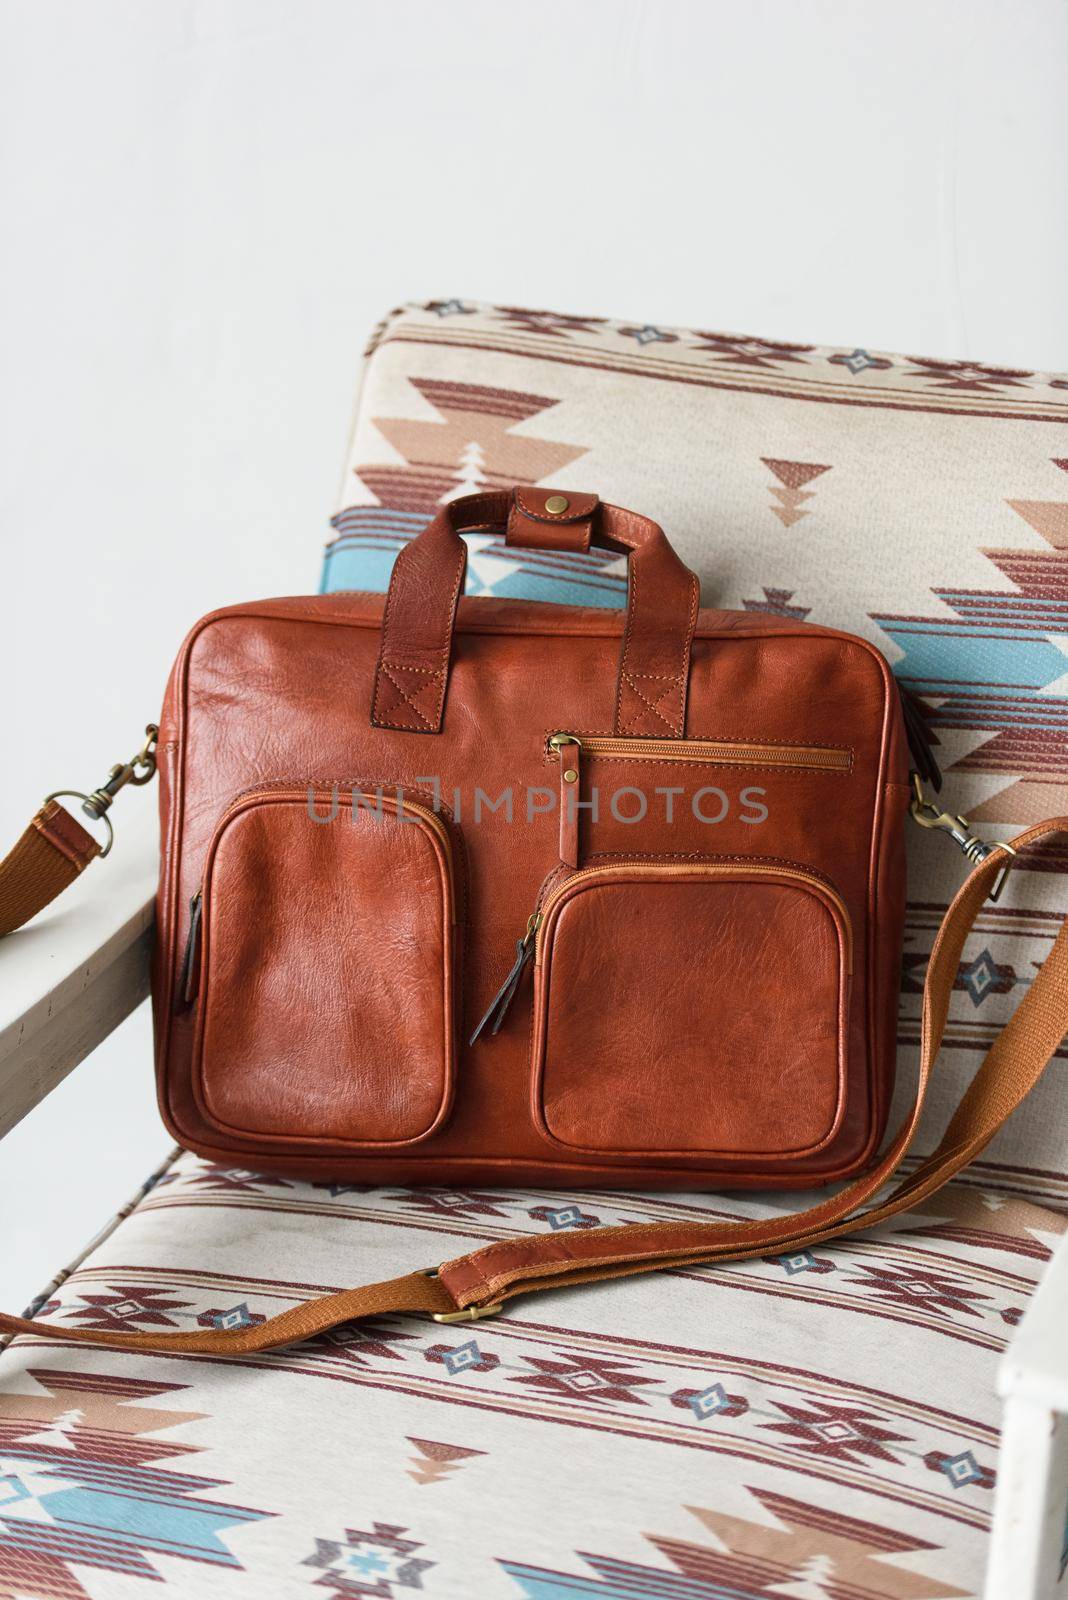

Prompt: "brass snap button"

[544,494,569,515]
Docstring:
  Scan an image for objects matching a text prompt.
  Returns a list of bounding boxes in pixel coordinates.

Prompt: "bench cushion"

[325,299,1068,1202]
[0,1147,1063,1598]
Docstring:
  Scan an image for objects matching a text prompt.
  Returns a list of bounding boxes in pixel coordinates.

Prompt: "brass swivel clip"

[44,724,159,858]
[909,775,1016,902]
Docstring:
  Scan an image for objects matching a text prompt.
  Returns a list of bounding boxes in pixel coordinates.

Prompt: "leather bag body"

[153,488,910,1189]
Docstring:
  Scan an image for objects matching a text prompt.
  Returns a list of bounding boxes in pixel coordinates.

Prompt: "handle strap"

[370,488,700,738]
[0,819,1060,1353]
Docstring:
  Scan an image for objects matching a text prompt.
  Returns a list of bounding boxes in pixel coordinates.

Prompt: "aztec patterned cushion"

[327,298,1068,1205]
[0,1147,1064,1599]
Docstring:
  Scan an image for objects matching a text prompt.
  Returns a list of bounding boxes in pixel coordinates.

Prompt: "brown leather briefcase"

[2,486,1065,1350]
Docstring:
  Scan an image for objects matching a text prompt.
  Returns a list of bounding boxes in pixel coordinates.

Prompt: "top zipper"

[548,732,850,771]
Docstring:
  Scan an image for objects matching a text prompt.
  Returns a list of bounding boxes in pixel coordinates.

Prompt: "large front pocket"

[531,859,851,1161]
[191,784,459,1149]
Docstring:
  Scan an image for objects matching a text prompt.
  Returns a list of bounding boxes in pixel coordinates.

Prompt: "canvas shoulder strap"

[0,727,159,939]
[0,786,1063,1351]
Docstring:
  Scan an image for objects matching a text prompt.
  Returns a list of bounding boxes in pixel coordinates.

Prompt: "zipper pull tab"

[469,913,542,1045]
[179,890,203,1006]
[549,733,582,869]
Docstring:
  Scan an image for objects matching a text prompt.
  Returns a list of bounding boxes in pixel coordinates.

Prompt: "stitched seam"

[622,671,678,733]
[680,570,700,730]
[374,660,449,730]
[372,534,464,731]
[34,806,96,868]
[514,487,597,525]
[372,533,403,707]
[614,550,687,738]
[197,779,468,922]
[378,665,437,729]
[32,816,84,869]
[616,547,639,733]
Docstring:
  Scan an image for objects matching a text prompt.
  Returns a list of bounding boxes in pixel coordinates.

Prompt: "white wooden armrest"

[0,803,157,1140]
[985,1230,1068,1599]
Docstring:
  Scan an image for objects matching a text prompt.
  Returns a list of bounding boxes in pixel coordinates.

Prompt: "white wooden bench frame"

[1,793,1066,1600]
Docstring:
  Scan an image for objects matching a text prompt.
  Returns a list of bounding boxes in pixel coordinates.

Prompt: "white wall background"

[2,0,1067,1309]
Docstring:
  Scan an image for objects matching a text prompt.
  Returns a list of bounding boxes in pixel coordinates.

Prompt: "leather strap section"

[371,489,700,737]
[0,800,101,937]
[4,819,1064,1354]
[507,488,597,552]
[0,1272,454,1354]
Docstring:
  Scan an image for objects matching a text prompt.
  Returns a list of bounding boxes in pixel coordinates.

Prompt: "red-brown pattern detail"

[179,1165,296,1194]
[841,1263,991,1321]
[504,1490,969,1598]
[360,378,589,515]
[37,1284,192,1333]
[904,356,1035,393]
[374,300,1068,420]
[511,1350,660,1407]
[761,1399,913,1464]
[309,1321,418,1367]
[303,1523,434,1595]
[406,1436,485,1485]
[492,305,609,338]
[685,1487,969,1598]
[1004,498,1068,549]
[760,458,832,527]
[0,1369,269,1599]
[385,1188,516,1221]
[874,460,1068,824]
[890,1187,1064,1263]
[0,1366,208,1443]
[761,458,832,491]
[742,587,813,620]
[692,332,816,368]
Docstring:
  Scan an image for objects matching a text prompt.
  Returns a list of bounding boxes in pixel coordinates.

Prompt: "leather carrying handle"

[370,488,700,738]
[0,818,1060,1354]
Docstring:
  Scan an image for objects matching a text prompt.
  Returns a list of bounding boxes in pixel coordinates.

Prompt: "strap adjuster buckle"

[420,1270,504,1324]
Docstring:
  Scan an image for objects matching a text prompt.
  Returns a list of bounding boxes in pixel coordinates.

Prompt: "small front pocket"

[531,859,851,1162]
[192,784,459,1150]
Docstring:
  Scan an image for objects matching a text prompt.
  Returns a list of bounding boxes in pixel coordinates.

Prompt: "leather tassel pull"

[551,734,581,869]
[471,731,580,1048]
[179,890,203,1006]
[469,913,542,1044]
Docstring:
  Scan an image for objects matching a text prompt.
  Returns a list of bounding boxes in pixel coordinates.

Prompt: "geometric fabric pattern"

[1,1148,1065,1597]
[326,297,1068,1197]
[4,301,1066,1597]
